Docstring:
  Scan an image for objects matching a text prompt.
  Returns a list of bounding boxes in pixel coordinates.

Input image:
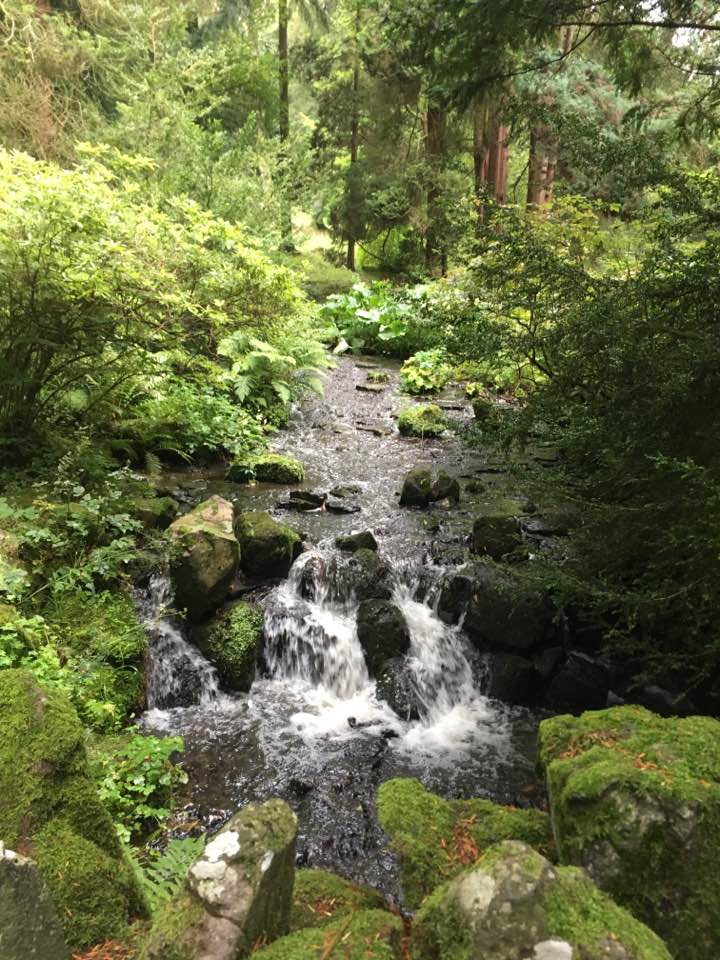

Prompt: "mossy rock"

[376,778,553,909]
[0,671,147,950]
[367,371,390,384]
[130,495,179,530]
[412,840,671,960]
[227,454,305,485]
[396,404,448,438]
[253,909,403,959]
[195,600,264,692]
[539,705,720,960]
[234,511,302,579]
[169,496,240,620]
[335,530,378,553]
[290,869,385,932]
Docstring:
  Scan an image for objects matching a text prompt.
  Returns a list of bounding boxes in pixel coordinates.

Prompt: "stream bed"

[140,355,544,902]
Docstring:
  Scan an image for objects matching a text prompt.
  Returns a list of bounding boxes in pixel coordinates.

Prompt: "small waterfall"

[139,574,221,710]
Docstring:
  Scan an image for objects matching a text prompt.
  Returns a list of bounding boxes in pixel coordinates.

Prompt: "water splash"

[139,574,222,710]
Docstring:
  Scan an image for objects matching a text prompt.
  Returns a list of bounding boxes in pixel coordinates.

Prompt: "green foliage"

[396,404,449,438]
[92,734,188,843]
[400,349,452,394]
[128,835,206,914]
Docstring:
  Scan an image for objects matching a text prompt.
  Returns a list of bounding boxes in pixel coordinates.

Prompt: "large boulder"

[412,841,671,960]
[194,601,265,692]
[397,404,449,438]
[462,563,555,654]
[234,511,301,579]
[399,468,433,507]
[343,548,394,602]
[130,495,179,530]
[538,706,720,960]
[0,671,147,951]
[253,909,403,959]
[143,799,297,960]
[471,515,522,560]
[289,868,385,933]
[376,657,421,721]
[377,779,553,909]
[486,652,542,706]
[543,652,611,712]
[0,843,69,960]
[431,470,461,503]
[335,530,378,553]
[170,497,240,620]
[356,600,411,675]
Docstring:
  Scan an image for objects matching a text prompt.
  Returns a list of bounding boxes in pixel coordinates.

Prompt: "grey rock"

[356,600,411,674]
[0,844,69,960]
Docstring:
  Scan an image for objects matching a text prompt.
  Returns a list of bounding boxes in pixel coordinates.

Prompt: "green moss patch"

[539,705,720,959]
[253,909,403,959]
[376,778,553,908]
[227,454,305,485]
[290,869,385,933]
[195,600,264,692]
[234,511,301,578]
[0,670,147,950]
[396,404,448,438]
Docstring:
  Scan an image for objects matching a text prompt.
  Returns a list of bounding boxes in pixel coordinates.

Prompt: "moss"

[139,890,205,960]
[34,821,145,951]
[367,370,390,384]
[396,404,448,438]
[44,590,146,664]
[376,778,553,908]
[544,866,672,960]
[252,909,403,960]
[227,454,305,485]
[290,869,385,933]
[0,670,147,950]
[196,600,264,692]
[129,495,179,529]
[234,511,301,578]
[539,706,720,960]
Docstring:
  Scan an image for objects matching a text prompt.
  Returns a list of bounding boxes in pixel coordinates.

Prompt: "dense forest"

[1,2,720,960]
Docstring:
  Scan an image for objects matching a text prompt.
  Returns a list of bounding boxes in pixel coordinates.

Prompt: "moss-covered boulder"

[142,798,297,960]
[0,671,147,951]
[399,468,433,507]
[130,495,179,530]
[0,843,69,960]
[252,909,403,959]
[539,706,720,960]
[290,869,385,932]
[412,840,671,960]
[170,496,240,621]
[471,514,522,560]
[377,778,553,909]
[397,404,448,438]
[234,511,301,579]
[335,530,378,553]
[195,600,264,692]
[227,454,305,485]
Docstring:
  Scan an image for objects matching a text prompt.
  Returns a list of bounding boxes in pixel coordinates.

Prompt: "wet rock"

[437,573,474,624]
[377,779,552,910]
[399,468,433,507]
[0,844,69,960]
[335,530,378,553]
[523,513,570,537]
[325,496,361,514]
[412,840,670,960]
[539,706,720,959]
[330,484,363,498]
[226,454,305,485]
[194,601,264,693]
[534,646,565,680]
[0,671,146,951]
[431,470,460,503]
[234,511,302,579]
[487,652,542,705]
[375,657,421,721]
[366,371,390,385]
[344,549,394,601]
[471,514,522,560]
[544,652,611,712]
[279,490,327,512]
[170,496,240,621]
[298,554,327,601]
[397,403,449,438]
[356,383,385,393]
[356,600,411,674]
[464,563,555,653]
[143,799,297,960]
[356,421,393,437]
[627,683,697,718]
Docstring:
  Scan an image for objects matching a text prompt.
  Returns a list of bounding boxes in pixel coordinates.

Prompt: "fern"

[127,835,206,913]
[144,451,163,478]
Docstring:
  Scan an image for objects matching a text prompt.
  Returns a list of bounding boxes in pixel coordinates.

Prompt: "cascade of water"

[139,574,222,710]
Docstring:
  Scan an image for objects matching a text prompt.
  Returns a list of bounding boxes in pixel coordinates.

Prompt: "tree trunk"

[425,103,447,277]
[346,5,361,272]
[474,99,510,225]
[278,0,294,249]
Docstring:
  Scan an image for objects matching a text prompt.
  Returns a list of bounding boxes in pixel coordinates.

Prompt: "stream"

[140,355,543,901]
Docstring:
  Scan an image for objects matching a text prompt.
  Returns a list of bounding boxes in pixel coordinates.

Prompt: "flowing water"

[141,356,543,899]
